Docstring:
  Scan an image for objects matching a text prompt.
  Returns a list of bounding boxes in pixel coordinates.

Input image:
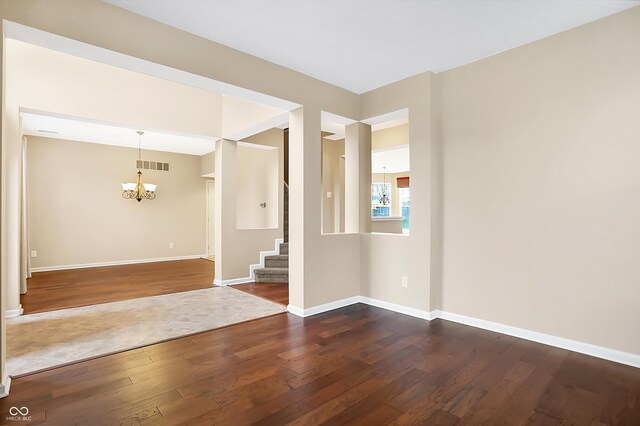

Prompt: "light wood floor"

[21,259,215,314]
[1,304,639,424]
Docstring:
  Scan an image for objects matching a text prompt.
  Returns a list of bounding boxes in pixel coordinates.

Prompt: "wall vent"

[136,160,169,171]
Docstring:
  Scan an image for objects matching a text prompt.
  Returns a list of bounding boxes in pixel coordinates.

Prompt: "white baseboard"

[5,305,23,319]
[286,304,305,317]
[287,296,432,320]
[249,238,284,281]
[214,276,254,286]
[285,295,640,369]
[359,296,435,320]
[30,255,207,273]
[0,373,11,398]
[433,310,640,369]
[287,295,360,317]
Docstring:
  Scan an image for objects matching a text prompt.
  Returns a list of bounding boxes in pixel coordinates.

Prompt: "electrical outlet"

[31,250,38,258]
[401,276,408,288]
[169,243,174,249]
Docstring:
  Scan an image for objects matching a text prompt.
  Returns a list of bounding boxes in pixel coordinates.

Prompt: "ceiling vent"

[136,160,169,172]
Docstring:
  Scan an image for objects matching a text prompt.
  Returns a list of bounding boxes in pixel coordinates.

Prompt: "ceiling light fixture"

[122,130,157,202]
[379,166,390,206]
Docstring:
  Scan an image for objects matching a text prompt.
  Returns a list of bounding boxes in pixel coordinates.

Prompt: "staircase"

[254,184,289,283]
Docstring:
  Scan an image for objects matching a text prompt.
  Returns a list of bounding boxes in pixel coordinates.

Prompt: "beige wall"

[236,145,279,230]
[222,95,285,138]
[360,72,437,314]
[321,137,344,234]
[372,124,409,150]
[439,6,640,355]
[289,107,361,309]
[27,137,206,268]
[200,151,215,177]
[215,128,284,281]
[242,128,284,231]
[6,39,222,136]
[371,219,403,234]
[214,139,281,282]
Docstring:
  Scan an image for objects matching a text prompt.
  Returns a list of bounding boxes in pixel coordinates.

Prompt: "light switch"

[327,192,333,199]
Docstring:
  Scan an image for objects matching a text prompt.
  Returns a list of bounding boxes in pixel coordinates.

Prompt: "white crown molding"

[30,255,207,273]
[5,305,24,319]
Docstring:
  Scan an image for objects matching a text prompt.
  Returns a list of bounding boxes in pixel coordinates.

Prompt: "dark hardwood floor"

[21,259,215,314]
[2,304,639,425]
[233,282,289,305]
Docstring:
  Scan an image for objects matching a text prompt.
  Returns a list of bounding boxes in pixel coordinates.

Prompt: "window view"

[371,182,391,217]
[370,118,410,235]
[399,187,410,233]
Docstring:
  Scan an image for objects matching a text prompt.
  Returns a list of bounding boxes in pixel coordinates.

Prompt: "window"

[371,183,391,217]
[399,187,410,233]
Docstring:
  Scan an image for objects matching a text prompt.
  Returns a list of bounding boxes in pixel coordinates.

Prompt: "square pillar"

[345,122,372,233]
[288,106,321,310]
[213,138,237,284]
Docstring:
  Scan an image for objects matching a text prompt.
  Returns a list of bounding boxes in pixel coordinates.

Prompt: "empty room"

[0,1,639,425]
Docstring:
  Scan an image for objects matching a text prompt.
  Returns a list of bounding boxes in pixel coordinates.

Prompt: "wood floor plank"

[2,304,639,425]
[21,259,214,314]
[232,282,288,305]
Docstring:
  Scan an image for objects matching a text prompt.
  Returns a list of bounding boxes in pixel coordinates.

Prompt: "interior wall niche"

[236,143,279,230]
[321,135,346,234]
[370,119,410,235]
[320,111,350,234]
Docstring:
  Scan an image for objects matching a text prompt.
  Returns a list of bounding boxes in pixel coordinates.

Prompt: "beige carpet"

[7,286,286,376]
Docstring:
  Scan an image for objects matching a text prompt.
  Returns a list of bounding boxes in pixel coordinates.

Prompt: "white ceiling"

[372,145,410,174]
[22,112,216,156]
[104,0,638,94]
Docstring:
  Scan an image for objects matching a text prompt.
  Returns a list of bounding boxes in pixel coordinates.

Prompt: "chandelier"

[122,130,157,202]
[379,166,390,205]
